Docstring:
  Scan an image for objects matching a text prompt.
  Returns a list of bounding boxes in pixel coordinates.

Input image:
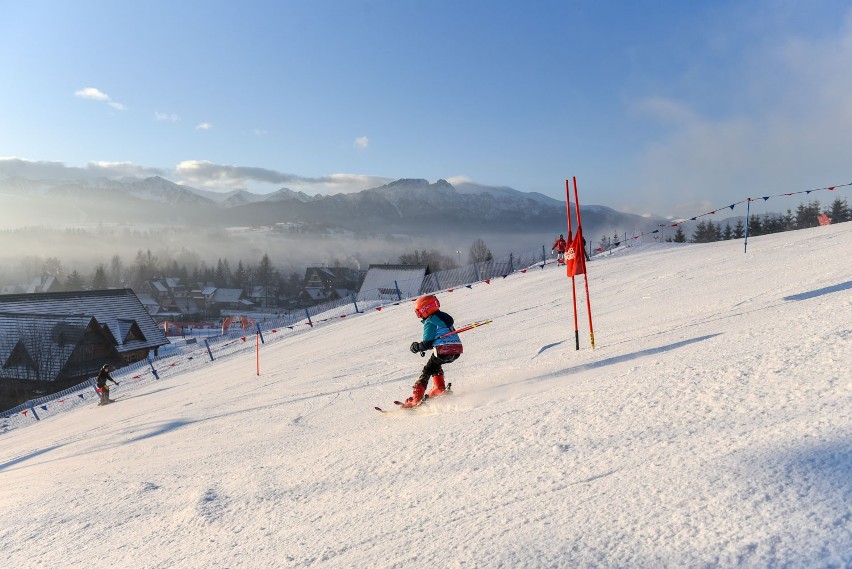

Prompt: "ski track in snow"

[1,224,850,568]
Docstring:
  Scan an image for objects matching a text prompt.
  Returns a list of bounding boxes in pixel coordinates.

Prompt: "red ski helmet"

[414,295,440,319]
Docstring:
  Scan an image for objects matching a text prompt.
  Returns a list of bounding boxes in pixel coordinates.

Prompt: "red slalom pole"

[573,176,595,349]
[565,179,580,350]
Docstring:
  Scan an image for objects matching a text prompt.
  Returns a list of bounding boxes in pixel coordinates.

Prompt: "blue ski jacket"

[421,310,462,352]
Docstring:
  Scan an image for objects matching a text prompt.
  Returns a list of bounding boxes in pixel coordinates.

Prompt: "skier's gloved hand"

[410,342,422,354]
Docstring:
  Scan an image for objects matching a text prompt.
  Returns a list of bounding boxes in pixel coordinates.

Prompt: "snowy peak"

[123,176,212,205]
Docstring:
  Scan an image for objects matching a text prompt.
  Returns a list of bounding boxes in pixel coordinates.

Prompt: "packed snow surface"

[1,225,850,568]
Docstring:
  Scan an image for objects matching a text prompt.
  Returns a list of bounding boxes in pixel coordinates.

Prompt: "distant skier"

[402,295,463,408]
[552,234,567,265]
[96,364,119,406]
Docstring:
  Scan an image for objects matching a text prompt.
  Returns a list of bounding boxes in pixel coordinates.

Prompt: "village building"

[356,264,430,302]
[299,266,363,307]
[0,289,170,410]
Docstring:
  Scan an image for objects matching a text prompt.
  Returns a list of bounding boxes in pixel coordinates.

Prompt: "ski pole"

[436,319,492,339]
[415,320,493,357]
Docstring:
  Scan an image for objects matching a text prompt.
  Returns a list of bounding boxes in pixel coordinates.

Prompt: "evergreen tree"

[234,260,247,291]
[747,214,763,237]
[692,220,713,243]
[783,209,795,231]
[722,223,733,240]
[673,226,687,243]
[828,197,851,223]
[109,254,124,287]
[64,270,84,291]
[92,264,109,289]
[733,219,745,239]
[795,200,822,229]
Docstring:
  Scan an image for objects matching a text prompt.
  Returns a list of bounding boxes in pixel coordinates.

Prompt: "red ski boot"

[428,374,447,398]
[401,384,426,408]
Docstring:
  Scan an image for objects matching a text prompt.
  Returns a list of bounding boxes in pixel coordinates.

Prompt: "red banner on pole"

[565,229,587,277]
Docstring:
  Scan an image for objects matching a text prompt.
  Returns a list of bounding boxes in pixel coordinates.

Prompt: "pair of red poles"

[565,177,595,350]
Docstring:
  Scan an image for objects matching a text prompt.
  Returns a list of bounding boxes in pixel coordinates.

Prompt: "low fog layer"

[0,224,558,285]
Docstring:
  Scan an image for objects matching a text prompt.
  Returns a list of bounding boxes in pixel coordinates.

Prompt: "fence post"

[509,253,514,274]
[148,358,160,380]
[394,281,402,301]
[255,322,265,344]
[473,262,480,282]
[541,245,546,263]
[204,338,215,361]
[351,293,361,314]
[29,404,40,421]
[305,308,313,327]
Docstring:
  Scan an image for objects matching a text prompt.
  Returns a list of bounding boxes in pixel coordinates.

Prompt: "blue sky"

[1,0,851,218]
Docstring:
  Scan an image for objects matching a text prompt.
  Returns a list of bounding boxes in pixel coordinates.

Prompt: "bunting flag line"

[621,180,851,242]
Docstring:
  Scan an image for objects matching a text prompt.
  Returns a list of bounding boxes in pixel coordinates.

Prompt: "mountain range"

[0,174,662,241]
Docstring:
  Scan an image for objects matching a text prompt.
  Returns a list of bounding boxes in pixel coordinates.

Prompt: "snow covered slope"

[1,225,850,568]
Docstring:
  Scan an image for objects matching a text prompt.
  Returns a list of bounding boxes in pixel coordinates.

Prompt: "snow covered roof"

[212,288,244,303]
[357,264,427,301]
[0,288,168,354]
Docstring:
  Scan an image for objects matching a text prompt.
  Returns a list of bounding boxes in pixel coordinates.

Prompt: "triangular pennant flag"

[729,204,735,210]
[41,405,48,411]
[709,210,716,215]
[78,394,85,399]
[502,274,508,279]
[340,314,347,318]
[828,186,836,191]
[521,269,527,274]
[287,326,294,330]
[485,279,491,284]
[762,196,769,201]
[22,410,28,416]
[241,337,247,342]
[448,289,454,292]
[375,307,382,311]
[465,284,472,289]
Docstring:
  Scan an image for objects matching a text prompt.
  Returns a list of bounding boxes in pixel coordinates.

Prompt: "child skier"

[402,294,463,408]
[552,234,567,265]
[96,364,119,405]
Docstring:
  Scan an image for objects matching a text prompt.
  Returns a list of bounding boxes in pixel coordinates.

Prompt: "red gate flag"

[817,214,831,226]
[566,229,586,277]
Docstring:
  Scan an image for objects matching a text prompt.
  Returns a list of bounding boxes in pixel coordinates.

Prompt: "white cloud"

[354,136,369,149]
[0,157,163,181]
[174,159,391,194]
[446,175,472,186]
[74,87,126,111]
[196,122,213,130]
[74,87,110,101]
[155,112,180,122]
[252,129,268,136]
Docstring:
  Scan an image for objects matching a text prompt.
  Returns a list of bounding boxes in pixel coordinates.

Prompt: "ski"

[375,383,452,413]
